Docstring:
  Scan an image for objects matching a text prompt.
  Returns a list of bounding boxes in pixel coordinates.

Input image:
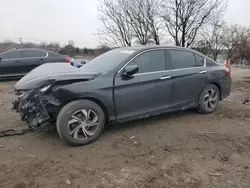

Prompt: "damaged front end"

[11,62,100,130]
[12,87,61,129]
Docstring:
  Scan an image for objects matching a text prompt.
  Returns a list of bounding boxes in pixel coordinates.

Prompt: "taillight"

[65,56,71,62]
[225,69,231,77]
[224,60,231,76]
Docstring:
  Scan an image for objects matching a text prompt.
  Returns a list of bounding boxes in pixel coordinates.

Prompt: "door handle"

[160,76,171,80]
[199,70,207,74]
[15,61,19,63]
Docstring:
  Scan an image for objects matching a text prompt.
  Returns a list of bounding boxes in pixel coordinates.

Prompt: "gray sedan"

[13,46,232,146]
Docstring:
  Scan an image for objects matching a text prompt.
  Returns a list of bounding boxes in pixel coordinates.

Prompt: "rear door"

[47,52,68,63]
[114,49,173,120]
[0,51,23,76]
[167,49,207,108]
[19,50,48,73]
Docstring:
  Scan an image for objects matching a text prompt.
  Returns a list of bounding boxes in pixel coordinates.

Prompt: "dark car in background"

[0,48,71,78]
[12,46,231,146]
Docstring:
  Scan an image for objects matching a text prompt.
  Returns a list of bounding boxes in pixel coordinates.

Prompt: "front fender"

[51,87,116,121]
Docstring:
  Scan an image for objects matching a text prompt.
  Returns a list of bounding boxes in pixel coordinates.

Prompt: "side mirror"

[81,60,86,65]
[122,65,139,77]
[0,57,2,62]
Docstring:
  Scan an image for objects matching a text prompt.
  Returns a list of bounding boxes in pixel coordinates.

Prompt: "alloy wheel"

[204,89,218,109]
[68,109,99,140]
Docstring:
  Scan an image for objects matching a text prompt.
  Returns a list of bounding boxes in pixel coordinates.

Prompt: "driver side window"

[129,50,166,74]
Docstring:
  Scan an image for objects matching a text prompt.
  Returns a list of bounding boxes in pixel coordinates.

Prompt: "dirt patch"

[0,67,250,188]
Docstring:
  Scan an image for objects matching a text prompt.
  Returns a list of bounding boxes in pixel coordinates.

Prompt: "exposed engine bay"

[13,89,59,128]
[12,62,100,129]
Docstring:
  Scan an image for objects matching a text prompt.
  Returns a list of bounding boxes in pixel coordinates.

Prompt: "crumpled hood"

[14,63,99,90]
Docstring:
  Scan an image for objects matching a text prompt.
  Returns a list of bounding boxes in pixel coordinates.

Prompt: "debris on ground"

[27,155,36,157]
[65,180,71,185]
[243,99,249,105]
[163,146,173,152]
[207,172,222,177]
[197,131,219,134]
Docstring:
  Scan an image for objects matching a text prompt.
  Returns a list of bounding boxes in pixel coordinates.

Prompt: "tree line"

[97,0,250,64]
[0,40,111,58]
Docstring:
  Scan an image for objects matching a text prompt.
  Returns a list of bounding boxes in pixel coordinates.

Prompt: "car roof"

[118,45,195,52]
[118,45,207,57]
[1,48,48,54]
[11,48,46,51]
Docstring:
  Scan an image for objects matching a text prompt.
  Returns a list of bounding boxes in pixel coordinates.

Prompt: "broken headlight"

[15,90,31,99]
[40,85,51,93]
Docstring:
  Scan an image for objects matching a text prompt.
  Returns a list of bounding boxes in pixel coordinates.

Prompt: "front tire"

[56,100,105,146]
[197,84,220,114]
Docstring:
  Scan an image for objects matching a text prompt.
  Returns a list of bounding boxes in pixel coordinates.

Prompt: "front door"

[114,49,173,121]
[0,50,23,76]
[167,49,207,108]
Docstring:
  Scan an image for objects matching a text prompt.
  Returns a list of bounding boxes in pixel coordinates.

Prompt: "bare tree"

[161,0,227,47]
[222,25,250,63]
[97,0,163,46]
[68,40,75,47]
[120,0,162,45]
[0,39,19,51]
[238,29,250,65]
[120,0,151,45]
[192,40,211,56]
[39,41,48,49]
[46,42,61,52]
[143,0,164,45]
[97,0,132,47]
[222,25,242,61]
[199,17,225,60]
[4,39,13,44]
[208,21,225,61]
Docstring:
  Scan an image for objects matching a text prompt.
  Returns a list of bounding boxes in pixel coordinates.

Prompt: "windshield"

[80,48,135,74]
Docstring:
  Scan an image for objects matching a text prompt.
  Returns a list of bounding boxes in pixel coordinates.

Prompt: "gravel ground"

[0,67,250,188]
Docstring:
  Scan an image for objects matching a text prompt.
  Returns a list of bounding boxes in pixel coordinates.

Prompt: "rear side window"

[194,54,204,67]
[169,50,196,69]
[1,51,22,59]
[40,51,47,57]
[129,50,166,74]
[48,52,60,57]
[206,58,218,67]
[23,50,47,58]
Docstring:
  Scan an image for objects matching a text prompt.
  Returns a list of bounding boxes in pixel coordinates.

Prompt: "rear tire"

[56,100,105,146]
[197,84,220,114]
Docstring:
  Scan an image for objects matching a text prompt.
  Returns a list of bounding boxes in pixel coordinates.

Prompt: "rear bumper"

[220,76,232,100]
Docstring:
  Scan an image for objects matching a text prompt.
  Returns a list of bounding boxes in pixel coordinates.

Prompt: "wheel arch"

[209,82,222,100]
[82,97,110,123]
[62,97,110,124]
[51,87,113,124]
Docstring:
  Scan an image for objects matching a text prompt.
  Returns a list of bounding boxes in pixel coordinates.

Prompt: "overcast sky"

[1,0,249,47]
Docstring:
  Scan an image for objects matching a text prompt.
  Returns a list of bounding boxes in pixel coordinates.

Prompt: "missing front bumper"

[12,89,51,128]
